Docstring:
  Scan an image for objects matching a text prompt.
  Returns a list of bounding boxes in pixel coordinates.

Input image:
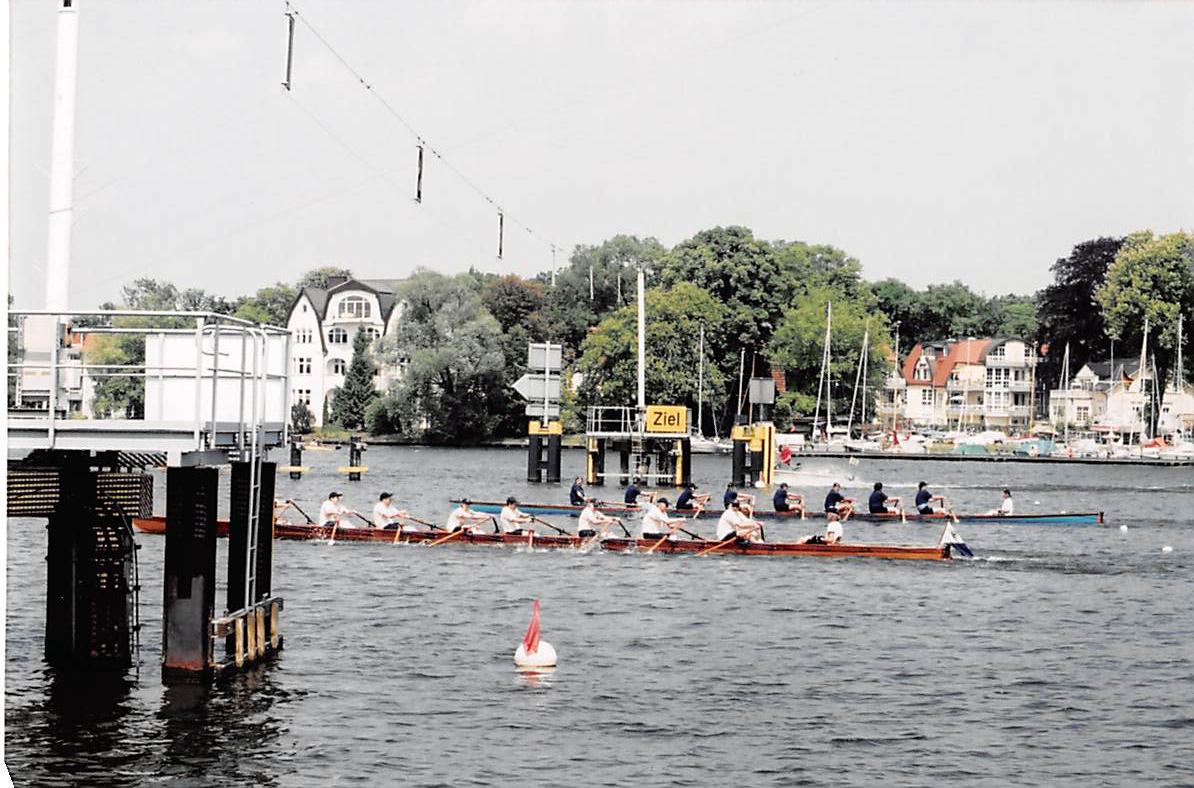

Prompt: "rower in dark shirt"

[569,477,586,506]
[724,484,737,508]
[868,482,899,514]
[675,483,696,510]
[915,481,942,514]
[823,482,854,521]
[773,484,790,512]
[624,478,644,506]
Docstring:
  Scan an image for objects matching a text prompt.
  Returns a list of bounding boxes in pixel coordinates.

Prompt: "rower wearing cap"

[716,499,763,542]
[500,497,535,535]
[577,498,617,538]
[372,492,410,529]
[624,477,645,506]
[674,483,709,511]
[823,482,854,522]
[640,498,687,541]
[320,491,360,527]
[445,498,490,533]
[915,481,944,514]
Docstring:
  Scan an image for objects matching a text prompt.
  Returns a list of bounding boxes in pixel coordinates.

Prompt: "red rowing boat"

[131,517,953,559]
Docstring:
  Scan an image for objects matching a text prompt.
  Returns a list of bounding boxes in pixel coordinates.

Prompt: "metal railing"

[7,309,291,455]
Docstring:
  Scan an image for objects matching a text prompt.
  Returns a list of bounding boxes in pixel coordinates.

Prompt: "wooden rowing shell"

[598,537,951,561]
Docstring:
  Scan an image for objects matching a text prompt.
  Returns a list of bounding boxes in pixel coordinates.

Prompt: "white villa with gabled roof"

[286,276,406,427]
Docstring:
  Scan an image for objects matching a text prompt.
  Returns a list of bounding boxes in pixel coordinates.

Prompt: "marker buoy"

[1119,524,1129,532]
[1033,500,1041,505]
[1162,545,1173,553]
[514,599,556,669]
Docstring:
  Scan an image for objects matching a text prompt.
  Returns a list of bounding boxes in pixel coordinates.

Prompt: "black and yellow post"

[731,423,751,487]
[673,439,692,487]
[750,422,775,486]
[586,437,606,486]
[338,438,368,481]
[527,420,563,482]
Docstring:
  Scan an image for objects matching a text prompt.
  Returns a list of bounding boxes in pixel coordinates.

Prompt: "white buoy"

[1162,545,1173,553]
[754,479,765,489]
[1120,524,1129,532]
[513,599,557,669]
[514,640,557,669]
[1033,500,1041,505]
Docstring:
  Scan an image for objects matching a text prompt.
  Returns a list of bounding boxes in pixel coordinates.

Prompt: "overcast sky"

[9,0,1194,309]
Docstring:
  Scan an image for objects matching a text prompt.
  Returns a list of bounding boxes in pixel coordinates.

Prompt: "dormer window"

[915,360,931,381]
[338,296,371,319]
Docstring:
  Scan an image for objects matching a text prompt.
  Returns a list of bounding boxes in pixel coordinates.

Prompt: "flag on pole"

[522,599,541,655]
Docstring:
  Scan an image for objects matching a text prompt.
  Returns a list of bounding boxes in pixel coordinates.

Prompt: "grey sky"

[9,0,1193,309]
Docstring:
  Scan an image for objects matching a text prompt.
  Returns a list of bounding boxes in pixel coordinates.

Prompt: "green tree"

[330,327,378,431]
[538,235,666,353]
[299,266,354,289]
[483,275,545,334]
[235,283,297,325]
[773,241,871,302]
[291,401,314,434]
[1096,230,1194,431]
[374,270,511,443]
[767,286,893,431]
[870,278,924,355]
[1035,237,1123,388]
[574,283,729,426]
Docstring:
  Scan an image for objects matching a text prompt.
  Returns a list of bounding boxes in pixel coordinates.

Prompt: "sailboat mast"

[1138,318,1149,442]
[1062,342,1070,443]
[825,302,833,438]
[697,325,704,436]
[46,0,79,313]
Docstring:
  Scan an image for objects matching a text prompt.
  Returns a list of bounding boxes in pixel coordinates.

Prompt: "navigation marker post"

[514,343,564,482]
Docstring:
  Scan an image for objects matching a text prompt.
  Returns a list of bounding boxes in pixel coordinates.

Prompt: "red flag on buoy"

[522,599,541,655]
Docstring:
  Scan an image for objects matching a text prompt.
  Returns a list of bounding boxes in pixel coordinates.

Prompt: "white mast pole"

[825,302,833,438]
[1138,318,1149,442]
[46,0,79,312]
[1177,313,1184,395]
[1062,342,1070,443]
[636,267,645,412]
[697,325,704,436]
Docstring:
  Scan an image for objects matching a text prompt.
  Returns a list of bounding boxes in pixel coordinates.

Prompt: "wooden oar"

[389,513,439,544]
[350,511,373,527]
[289,501,316,524]
[694,534,739,557]
[530,515,572,537]
[427,529,464,547]
[613,517,631,538]
[644,529,673,554]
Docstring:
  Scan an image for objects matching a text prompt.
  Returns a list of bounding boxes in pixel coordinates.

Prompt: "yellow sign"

[645,405,688,434]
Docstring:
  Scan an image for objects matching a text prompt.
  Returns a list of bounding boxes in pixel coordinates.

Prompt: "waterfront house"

[285,276,406,427]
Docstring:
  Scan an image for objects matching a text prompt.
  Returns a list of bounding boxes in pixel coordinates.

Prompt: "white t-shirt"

[500,506,525,533]
[998,496,1014,515]
[578,506,604,532]
[640,506,672,538]
[717,508,748,540]
[826,519,844,542]
[373,501,401,527]
[320,500,343,525]
[445,506,473,531]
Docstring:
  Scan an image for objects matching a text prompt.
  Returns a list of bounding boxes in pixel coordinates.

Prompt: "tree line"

[84,226,1194,439]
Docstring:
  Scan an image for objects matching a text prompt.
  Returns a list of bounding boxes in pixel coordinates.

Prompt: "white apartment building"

[286,276,405,427]
[887,338,1038,430]
[1051,360,1194,438]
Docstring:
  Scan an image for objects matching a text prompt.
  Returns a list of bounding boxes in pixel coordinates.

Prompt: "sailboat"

[690,325,731,454]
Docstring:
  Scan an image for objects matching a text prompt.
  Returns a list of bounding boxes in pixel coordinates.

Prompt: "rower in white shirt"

[715,500,763,542]
[319,491,361,527]
[640,498,687,541]
[986,488,1015,517]
[371,492,410,529]
[445,498,492,533]
[577,499,617,539]
[500,497,535,535]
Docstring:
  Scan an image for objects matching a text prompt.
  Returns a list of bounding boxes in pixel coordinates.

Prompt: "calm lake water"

[6,447,1194,787]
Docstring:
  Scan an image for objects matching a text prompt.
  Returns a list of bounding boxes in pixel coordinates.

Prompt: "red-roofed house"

[886,337,1038,429]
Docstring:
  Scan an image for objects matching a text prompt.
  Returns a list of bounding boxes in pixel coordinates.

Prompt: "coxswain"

[824,516,844,544]
[716,499,763,542]
[867,482,900,515]
[675,482,709,511]
[640,498,687,541]
[577,498,617,538]
[319,491,360,527]
[986,488,1014,516]
[372,492,409,529]
[823,482,854,522]
[500,496,535,535]
[772,482,804,514]
[914,481,944,514]
[445,498,490,533]
[569,476,586,507]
